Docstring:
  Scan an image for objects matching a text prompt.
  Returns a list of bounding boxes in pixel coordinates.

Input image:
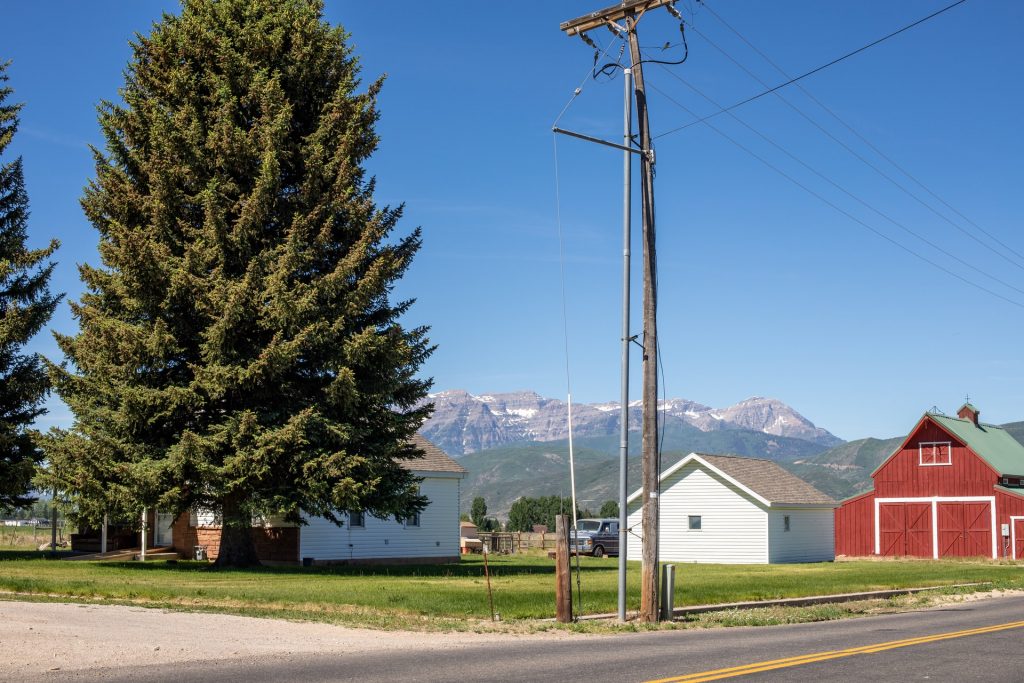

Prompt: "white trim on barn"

[1011,515,1024,561]
[873,496,997,559]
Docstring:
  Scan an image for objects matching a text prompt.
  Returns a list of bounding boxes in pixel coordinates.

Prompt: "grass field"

[0,525,65,550]
[1,550,1021,630]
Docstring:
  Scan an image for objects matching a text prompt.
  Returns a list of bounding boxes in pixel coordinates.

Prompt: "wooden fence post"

[555,514,572,622]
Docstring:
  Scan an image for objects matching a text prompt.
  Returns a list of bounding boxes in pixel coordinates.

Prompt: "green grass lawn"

[0,550,1020,630]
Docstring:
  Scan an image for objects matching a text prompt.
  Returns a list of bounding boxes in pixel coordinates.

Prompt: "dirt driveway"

[0,600,565,681]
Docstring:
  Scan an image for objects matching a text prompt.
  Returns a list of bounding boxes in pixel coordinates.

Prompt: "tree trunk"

[215,495,260,568]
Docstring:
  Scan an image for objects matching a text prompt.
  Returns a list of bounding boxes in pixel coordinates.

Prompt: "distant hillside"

[460,423,832,518]
[460,419,1024,516]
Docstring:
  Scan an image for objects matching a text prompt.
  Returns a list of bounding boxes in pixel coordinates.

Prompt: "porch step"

[63,546,181,562]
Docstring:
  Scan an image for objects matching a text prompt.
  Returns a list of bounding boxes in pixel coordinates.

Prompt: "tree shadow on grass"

[0,550,76,561]
[79,556,621,579]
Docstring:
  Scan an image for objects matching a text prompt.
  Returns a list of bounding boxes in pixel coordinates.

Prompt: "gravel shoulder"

[0,601,572,680]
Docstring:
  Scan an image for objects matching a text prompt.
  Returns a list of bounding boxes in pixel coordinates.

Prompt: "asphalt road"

[29,595,1024,682]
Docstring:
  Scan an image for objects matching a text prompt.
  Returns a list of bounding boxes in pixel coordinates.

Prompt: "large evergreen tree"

[0,61,60,509]
[50,0,433,565]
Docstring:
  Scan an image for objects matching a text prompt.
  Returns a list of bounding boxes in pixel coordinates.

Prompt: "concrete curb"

[572,582,992,622]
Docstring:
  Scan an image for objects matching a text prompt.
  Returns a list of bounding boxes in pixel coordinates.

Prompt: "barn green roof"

[928,413,1024,476]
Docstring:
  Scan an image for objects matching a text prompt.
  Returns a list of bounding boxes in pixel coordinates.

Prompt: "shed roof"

[404,434,466,474]
[928,413,1024,476]
[696,454,837,506]
[627,452,836,507]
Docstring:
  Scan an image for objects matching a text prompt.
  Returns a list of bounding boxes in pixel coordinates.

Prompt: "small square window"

[688,515,702,531]
[784,515,791,532]
[348,511,364,528]
[919,442,951,466]
[405,512,420,528]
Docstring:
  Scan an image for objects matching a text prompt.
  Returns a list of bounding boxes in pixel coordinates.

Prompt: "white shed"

[625,453,837,564]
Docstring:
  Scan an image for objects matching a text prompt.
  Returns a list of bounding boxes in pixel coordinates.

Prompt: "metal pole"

[617,63,633,623]
[101,513,108,555]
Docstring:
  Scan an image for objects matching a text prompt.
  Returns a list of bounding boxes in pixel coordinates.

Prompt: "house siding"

[768,508,835,563]
[626,462,769,564]
[299,474,461,563]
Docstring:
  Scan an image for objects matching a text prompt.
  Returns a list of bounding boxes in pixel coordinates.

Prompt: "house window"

[919,442,952,466]
[784,515,791,532]
[405,512,420,528]
[688,515,702,531]
[348,511,364,528]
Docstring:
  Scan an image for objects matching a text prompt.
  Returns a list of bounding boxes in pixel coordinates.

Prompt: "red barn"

[835,403,1024,559]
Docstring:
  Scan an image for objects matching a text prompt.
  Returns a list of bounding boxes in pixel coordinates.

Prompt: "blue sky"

[2,1,1022,441]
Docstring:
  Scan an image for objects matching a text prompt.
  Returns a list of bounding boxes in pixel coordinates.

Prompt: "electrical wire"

[653,0,969,140]
[642,74,1024,310]
[649,61,1024,299]
[553,33,626,129]
[697,0,1024,270]
[551,133,584,621]
[596,12,689,79]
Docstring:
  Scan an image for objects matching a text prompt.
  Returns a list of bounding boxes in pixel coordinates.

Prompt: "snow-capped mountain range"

[420,390,842,455]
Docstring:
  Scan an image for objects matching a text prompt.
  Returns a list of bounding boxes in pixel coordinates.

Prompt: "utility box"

[194,545,207,561]
[1002,523,1010,537]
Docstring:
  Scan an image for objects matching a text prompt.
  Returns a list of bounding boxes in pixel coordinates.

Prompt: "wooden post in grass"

[555,514,572,622]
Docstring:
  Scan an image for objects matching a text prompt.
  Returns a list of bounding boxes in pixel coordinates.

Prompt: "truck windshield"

[577,521,601,532]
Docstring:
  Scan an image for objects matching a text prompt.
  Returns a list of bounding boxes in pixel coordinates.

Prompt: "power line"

[653,0,969,140]
[553,33,625,129]
[648,61,1024,298]
[683,12,1024,278]
[643,73,1024,310]
[698,0,1024,269]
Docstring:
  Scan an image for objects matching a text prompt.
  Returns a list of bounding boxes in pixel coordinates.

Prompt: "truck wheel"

[593,545,605,558]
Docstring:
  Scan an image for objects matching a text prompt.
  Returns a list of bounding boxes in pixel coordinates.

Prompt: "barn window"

[688,515,702,531]
[784,515,791,532]
[348,511,365,528]
[919,441,952,466]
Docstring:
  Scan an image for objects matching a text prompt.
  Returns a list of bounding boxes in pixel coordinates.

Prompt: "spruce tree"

[50,0,433,565]
[0,62,60,510]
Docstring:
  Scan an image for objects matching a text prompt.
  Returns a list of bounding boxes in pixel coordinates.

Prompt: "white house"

[625,453,837,564]
[169,434,467,564]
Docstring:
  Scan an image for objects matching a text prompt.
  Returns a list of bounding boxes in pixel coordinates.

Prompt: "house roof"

[928,413,1024,476]
[627,452,836,507]
[404,434,466,474]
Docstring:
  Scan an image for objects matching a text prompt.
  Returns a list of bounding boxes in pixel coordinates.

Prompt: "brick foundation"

[171,513,299,563]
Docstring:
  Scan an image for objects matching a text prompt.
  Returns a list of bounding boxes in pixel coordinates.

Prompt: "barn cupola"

[957,402,980,427]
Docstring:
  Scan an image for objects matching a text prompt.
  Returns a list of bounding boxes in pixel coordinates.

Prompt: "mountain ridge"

[422,389,842,456]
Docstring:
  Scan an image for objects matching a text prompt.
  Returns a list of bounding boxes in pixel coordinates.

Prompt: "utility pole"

[560,0,669,622]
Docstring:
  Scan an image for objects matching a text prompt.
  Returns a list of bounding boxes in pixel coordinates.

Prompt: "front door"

[154,511,174,547]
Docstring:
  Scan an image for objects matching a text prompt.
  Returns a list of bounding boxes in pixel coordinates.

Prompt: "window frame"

[919,441,952,467]
[404,511,421,528]
[348,511,365,529]
[784,515,791,532]
[688,515,702,531]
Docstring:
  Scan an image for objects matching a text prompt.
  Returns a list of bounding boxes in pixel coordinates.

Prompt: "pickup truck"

[570,518,619,558]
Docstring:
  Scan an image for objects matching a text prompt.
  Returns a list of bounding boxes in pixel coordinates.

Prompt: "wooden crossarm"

[560,0,675,36]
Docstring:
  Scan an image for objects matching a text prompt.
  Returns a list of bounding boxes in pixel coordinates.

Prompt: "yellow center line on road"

[645,619,1024,683]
